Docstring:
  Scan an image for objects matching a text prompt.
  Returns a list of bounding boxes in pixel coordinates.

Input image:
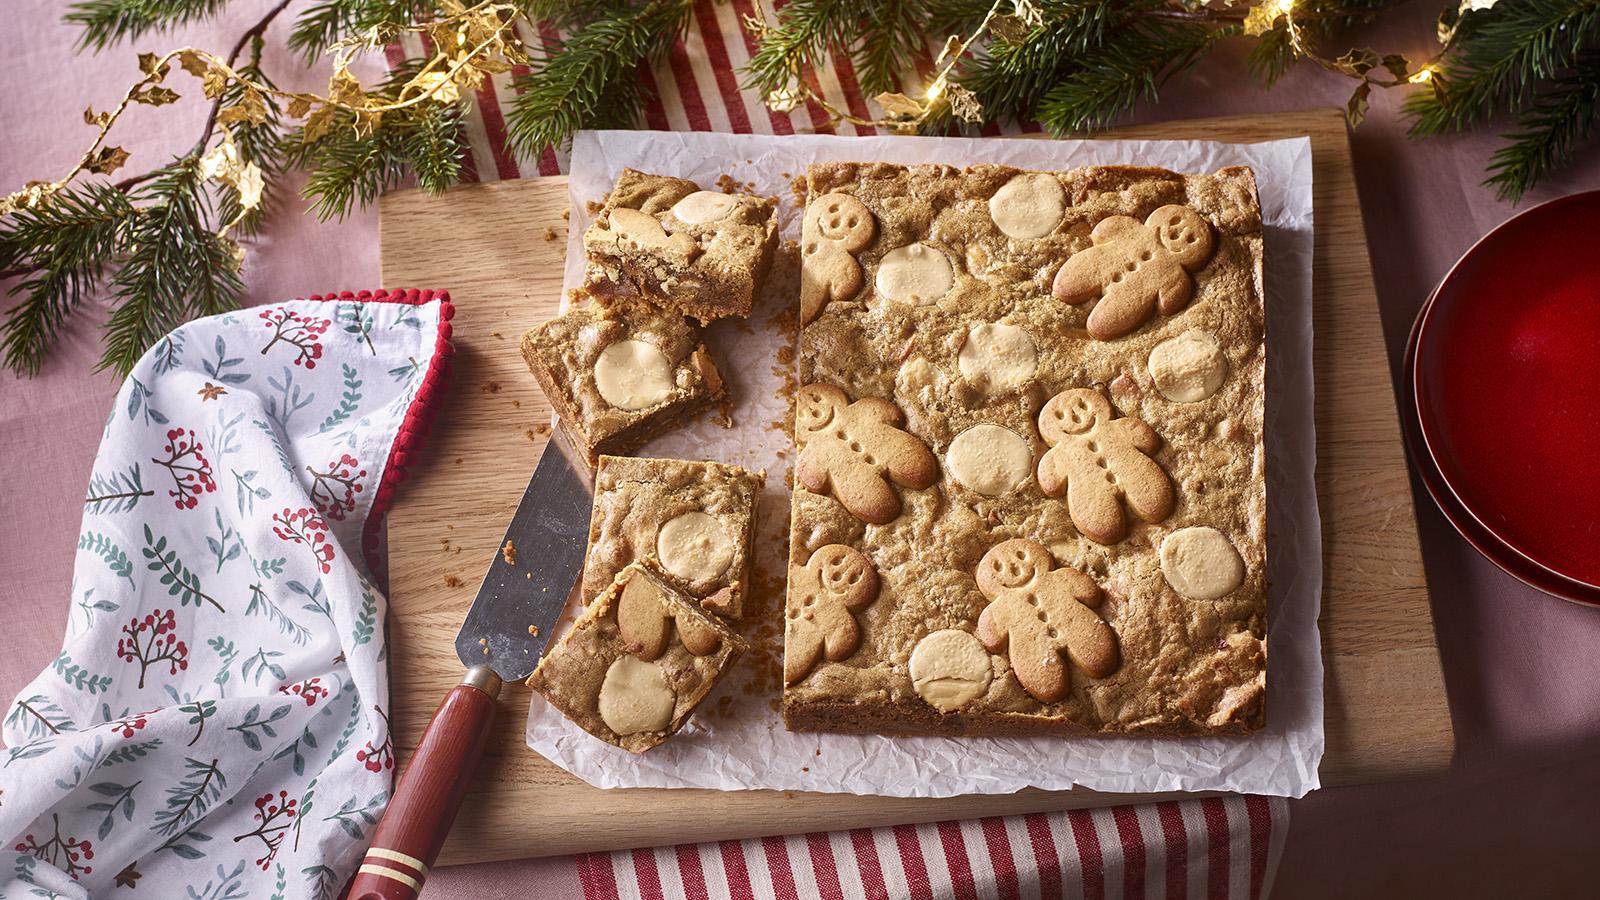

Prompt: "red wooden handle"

[348,668,501,900]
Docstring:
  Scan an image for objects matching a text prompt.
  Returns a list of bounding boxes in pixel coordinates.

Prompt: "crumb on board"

[512,399,521,408]
[479,637,488,646]
[527,624,540,637]
[544,226,559,241]
[490,330,503,338]
[444,575,463,588]
[562,207,570,221]
[482,381,502,394]
[455,456,463,465]
[502,540,518,566]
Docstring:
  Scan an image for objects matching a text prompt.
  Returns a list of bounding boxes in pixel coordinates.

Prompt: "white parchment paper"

[527,129,1323,798]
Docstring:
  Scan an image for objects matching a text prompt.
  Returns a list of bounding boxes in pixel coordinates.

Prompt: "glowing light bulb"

[1409,66,1436,84]
[926,80,944,101]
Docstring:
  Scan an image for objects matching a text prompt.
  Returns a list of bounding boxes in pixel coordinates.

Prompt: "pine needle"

[65,0,231,50]
[1485,48,1600,201]
[1405,0,1600,137]
[1037,20,1232,134]
[506,0,692,158]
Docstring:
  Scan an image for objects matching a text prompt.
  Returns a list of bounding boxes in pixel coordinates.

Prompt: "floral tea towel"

[0,289,453,898]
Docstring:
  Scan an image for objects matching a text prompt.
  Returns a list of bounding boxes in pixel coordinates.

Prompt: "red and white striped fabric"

[572,796,1286,900]
[396,7,1290,898]
[385,0,1046,182]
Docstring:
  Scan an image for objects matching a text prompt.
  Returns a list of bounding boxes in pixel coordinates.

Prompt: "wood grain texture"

[378,108,1452,865]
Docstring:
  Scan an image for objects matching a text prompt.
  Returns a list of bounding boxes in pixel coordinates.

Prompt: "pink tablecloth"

[5,1,1600,896]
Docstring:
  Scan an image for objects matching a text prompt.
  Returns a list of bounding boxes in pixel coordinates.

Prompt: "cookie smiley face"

[809,193,875,247]
[1153,205,1213,267]
[976,536,1053,593]
[796,383,841,434]
[1041,389,1104,438]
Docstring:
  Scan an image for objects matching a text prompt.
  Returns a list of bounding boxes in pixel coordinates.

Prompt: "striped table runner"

[574,796,1286,900]
[394,5,1291,897]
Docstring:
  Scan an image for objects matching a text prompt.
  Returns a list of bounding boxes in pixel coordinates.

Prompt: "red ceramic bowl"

[1407,191,1600,605]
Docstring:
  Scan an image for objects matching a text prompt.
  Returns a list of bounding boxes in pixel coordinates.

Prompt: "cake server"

[349,429,592,900]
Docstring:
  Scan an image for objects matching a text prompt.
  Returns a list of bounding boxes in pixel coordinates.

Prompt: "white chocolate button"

[656,511,735,582]
[1160,526,1245,600]
[909,629,992,711]
[876,243,954,305]
[593,339,674,410]
[1148,330,1226,403]
[946,424,1031,495]
[988,173,1066,239]
[957,323,1037,393]
[670,191,737,224]
[597,655,675,735]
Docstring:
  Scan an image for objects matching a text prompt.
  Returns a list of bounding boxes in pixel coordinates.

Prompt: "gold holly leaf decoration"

[83,106,112,128]
[134,86,181,107]
[217,88,268,127]
[85,146,131,176]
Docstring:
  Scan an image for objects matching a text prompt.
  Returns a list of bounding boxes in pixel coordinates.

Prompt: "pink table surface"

[4,2,1598,896]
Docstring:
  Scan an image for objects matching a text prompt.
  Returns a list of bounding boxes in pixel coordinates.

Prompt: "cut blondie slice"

[520,297,724,467]
[583,456,764,619]
[583,168,779,321]
[528,562,746,753]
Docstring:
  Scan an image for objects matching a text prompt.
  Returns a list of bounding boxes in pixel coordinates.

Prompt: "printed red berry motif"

[15,814,94,879]
[259,307,331,368]
[307,454,367,522]
[272,507,335,574]
[152,427,216,510]
[107,711,152,738]
[236,790,297,869]
[115,609,189,689]
[355,706,394,772]
[279,677,329,706]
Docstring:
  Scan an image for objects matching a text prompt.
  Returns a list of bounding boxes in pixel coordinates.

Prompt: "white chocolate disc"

[988,173,1066,239]
[656,511,735,582]
[1160,526,1245,600]
[670,191,737,224]
[597,655,675,735]
[593,339,674,410]
[1148,329,1226,403]
[909,629,993,711]
[957,322,1037,393]
[876,243,954,305]
[946,424,1031,495]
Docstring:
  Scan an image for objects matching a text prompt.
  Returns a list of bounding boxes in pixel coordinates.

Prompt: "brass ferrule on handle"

[461,665,503,698]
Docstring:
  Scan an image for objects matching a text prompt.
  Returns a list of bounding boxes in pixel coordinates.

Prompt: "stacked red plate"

[1403,190,1600,606]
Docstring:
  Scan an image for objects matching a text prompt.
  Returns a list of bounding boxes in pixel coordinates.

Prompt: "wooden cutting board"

[379,108,1452,865]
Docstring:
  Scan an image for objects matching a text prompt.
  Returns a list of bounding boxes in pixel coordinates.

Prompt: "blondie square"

[520,298,724,467]
[528,562,747,753]
[583,168,779,321]
[583,456,765,619]
[784,162,1267,736]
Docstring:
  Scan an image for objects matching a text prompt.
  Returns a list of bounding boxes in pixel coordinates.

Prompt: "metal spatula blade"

[453,428,592,681]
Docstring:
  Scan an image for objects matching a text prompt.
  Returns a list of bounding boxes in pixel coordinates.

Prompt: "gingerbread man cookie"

[795,383,937,524]
[595,207,700,267]
[974,538,1119,704]
[785,544,879,685]
[1037,388,1175,544]
[800,193,876,325]
[1052,205,1215,340]
[617,568,722,659]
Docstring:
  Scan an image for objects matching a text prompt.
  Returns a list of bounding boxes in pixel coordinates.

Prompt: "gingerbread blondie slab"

[583,456,765,618]
[520,298,725,467]
[528,562,746,753]
[584,168,780,321]
[785,162,1267,736]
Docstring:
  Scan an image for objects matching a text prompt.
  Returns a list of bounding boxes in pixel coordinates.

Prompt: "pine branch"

[65,0,232,51]
[101,163,243,375]
[298,119,412,220]
[401,100,466,194]
[1036,19,1232,134]
[1406,0,1600,136]
[506,0,692,158]
[0,183,137,375]
[743,0,858,96]
[925,1,1154,132]
[1485,48,1600,201]
[857,0,934,98]
[287,0,434,60]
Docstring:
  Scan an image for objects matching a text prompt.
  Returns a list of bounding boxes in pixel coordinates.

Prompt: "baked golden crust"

[785,162,1267,736]
[528,562,746,753]
[583,168,780,321]
[583,456,765,618]
[520,298,725,467]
